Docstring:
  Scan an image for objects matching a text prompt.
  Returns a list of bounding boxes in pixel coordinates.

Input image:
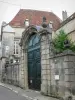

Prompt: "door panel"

[28,62,36,89]
[35,61,41,90]
[28,49,41,90]
[28,34,41,90]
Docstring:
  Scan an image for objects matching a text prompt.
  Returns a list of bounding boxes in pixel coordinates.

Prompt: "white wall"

[56,18,75,34]
[55,18,75,41]
[2,32,14,57]
[12,27,25,57]
[13,27,25,38]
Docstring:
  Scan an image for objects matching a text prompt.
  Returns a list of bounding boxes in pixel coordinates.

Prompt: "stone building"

[19,17,75,98]
[56,12,75,42]
[1,22,15,81]
[19,17,53,92]
[9,9,61,59]
[1,10,75,98]
[1,9,63,96]
[1,9,61,84]
[1,22,15,57]
[5,9,61,86]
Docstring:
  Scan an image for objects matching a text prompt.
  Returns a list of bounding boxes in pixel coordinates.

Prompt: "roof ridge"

[20,8,52,13]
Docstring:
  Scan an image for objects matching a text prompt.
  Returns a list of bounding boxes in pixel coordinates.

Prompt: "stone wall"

[41,48,75,98]
[49,50,75,97]
[19,25,75,99]
[19,46,28,89]
[1,58,6,81]
[19,25,75,98]
[41,33,52,95]
[19,46,25,88]
[0,60,2,81]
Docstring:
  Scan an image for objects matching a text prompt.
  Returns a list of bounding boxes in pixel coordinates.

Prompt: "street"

[0,85,27,100]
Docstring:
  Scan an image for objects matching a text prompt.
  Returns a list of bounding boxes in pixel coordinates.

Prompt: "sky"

[0,0,75,26]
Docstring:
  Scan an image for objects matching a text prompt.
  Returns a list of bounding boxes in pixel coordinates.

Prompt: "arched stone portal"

[20,25,52,94]
[19,26,41,90]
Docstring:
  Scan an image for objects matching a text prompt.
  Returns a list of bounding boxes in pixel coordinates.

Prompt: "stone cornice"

[50,50,75,59]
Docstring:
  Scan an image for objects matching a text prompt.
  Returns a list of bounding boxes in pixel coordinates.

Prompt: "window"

[14,39,20,55]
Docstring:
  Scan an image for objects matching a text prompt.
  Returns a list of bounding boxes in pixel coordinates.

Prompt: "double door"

[28,48,41,90]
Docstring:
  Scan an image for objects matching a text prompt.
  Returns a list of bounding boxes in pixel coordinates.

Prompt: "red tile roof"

[9,9,61,31]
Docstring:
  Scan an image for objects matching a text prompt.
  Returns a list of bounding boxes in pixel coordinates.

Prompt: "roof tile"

[9,9,61,31]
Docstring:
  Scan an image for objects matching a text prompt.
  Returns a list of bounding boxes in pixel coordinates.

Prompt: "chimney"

[24,19,29,27]
[62,11,67,21]
[49,21,53,29]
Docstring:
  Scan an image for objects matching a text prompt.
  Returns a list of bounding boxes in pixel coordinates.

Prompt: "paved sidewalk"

[0,82,58,100]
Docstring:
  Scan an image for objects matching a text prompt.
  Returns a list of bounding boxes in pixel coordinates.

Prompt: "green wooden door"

[28,34,41,90]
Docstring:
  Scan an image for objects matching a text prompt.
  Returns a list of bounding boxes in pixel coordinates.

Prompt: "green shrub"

[52,30,75,54]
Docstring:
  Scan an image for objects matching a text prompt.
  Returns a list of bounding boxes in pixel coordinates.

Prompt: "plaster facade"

[56,14,75,42]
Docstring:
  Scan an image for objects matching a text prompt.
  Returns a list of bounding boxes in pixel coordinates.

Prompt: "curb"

[0,83,38,100]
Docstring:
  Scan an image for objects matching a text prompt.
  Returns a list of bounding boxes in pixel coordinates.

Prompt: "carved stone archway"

[20,24,52,94]
[19,25,40,89]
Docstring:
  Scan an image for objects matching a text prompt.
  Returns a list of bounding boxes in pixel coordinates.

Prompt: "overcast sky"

[0,0,75,26]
